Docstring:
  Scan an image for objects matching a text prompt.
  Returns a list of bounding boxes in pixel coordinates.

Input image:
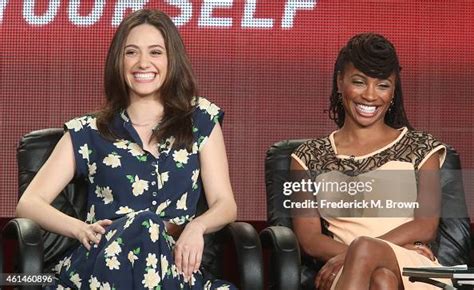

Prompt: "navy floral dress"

[50,97,236,290]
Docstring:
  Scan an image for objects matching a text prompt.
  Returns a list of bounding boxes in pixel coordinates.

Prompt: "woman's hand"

[174,220,206,282]
[403,243,435,261]
[315,252,346,290]
[75,219,112,250]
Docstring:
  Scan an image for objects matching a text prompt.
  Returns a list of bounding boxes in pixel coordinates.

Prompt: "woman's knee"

[347,236,379,260]
[369,267,399,290]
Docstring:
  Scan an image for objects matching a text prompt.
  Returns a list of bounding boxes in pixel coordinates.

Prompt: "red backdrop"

[1,0,473,220]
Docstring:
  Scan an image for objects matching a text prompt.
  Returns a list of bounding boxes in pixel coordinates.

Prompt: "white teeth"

[134,73,155,80]
[356,104,377,113]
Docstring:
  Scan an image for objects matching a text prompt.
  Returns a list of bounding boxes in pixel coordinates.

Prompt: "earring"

[388,99,394,112]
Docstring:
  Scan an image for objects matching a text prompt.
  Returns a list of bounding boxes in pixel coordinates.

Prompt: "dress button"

[151,171,156,176]
[152,192,157,197]
[151,181,156,186]
[152,200,157,205]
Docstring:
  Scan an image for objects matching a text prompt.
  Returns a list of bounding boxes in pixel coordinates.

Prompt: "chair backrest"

[265,139,472,268]
[17,128,222,275]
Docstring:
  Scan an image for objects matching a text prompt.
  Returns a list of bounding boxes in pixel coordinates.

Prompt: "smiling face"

[338,62,396,128]
[123,23,168,100]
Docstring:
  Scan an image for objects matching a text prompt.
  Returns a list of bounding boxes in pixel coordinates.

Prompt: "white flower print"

[94,185,114,204]
[171,264,179,278]
[88,162,97,183]
[105,256,120,270]
[199,136,209,151]
[86,205,95,223]
[89,276,100,290]
[216,286,231,290]
[191,170,199,188]
[105,229,117,241]
[142,268,160,289]
[132,176,149,196]
[128,250,138,266]
[206,103,220,120]
[63,256,71,271]
[105,241,122,256]
[197,97,211,110]
[113,139,128,150]
[158,171,169,190]
[198,97,220,120]
[146,253,158,268]
[103,153,121,168]
[115,206,134,215]
[124,216,135,229]
[88,117,98,130]
[192,142,198,154]
[102,186,114,204]
[149,220,160,242]
[65,119,83,132]
[176,193,188,211]
[190,274,197,286]
[70,273,82,289]
[128,143,145,157]
[161,171,169,183]
[173,149,189,165]
[78,144,91,160]
[160,254,169,279]
[155,199,171,215]
[101,282,111,290]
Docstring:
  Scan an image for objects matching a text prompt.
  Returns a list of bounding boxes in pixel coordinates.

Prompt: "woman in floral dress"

[16,9,237,290]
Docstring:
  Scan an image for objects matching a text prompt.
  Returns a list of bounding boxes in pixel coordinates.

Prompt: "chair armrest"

[2,218,44,274]
[260,225,300,290]
[224,222,264,290]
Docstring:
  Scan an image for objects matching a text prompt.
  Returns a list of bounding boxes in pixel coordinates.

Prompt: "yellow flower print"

[87,117,98,130]
[113,139,128,150]
[78,144,91,160]
[146,253,158,268]
[115,206,134,215]
[142,268,160,289]
[86,205,95,223]
[94,186,114,204]
[70,273,82,288]
[128,143,145,157]
[127,250,138,267]
[148,220,160,242]
[105,241,122,256]
[155,199,170,215]
[105,229,117,241]
[160,254,169,279]
[191,170,199,189]
[105,256,120,270]
[103,153,121,168]
[102,187,113,204]
[88,276,100,290]
[66,118,83,132]
[176,193,188,211]
[132,176,149,196]
[88,162,97,183]
[173,149,189,167]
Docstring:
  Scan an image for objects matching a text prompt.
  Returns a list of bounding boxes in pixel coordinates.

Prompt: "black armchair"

[1,128,264,290]
[260,139,472,290]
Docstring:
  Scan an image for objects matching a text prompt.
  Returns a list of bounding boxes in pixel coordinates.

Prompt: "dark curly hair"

[97,9,197,149]
[328,33,412,129]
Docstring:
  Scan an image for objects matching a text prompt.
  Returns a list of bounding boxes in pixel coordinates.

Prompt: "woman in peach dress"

[292,33,449,290]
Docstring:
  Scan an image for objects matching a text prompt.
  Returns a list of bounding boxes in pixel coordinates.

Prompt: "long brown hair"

[328,33,412,130]
[97,9,197,148]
